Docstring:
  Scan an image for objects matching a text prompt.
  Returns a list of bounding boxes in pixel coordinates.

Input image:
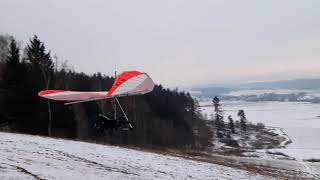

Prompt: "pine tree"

[228,115,235,134]
[25,35,55,135]
[238,109,247,132]
[212,96,221,113]
[0,35,11,62]
[3,38,29,129]
[213,96,224,137]
[0,35,12,86]
[7,40,19,63]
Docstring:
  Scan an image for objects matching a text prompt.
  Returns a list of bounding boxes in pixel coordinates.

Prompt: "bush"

[221,138,239,147]
[256,122,265,130]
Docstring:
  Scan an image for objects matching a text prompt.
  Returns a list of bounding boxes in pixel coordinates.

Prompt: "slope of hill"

[0,132,272,180]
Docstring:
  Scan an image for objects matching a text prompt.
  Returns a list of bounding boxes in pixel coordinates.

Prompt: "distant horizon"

[185,76,320,89]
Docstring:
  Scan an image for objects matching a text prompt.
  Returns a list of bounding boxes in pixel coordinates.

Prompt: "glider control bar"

[115,97,133,129]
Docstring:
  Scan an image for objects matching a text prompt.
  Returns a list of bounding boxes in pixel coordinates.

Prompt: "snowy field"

[201,100,320,160]
[0,132,271,180]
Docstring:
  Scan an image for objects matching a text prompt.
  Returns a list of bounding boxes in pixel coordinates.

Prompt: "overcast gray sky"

[1,0,320,86]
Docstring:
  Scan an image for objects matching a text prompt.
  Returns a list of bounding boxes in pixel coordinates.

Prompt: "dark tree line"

[0,34,211,149]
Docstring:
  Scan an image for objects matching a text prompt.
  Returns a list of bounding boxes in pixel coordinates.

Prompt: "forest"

[0,34,212,149]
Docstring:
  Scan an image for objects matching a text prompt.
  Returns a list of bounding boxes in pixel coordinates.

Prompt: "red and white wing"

[38,90,109,101]
[38,71,155,104]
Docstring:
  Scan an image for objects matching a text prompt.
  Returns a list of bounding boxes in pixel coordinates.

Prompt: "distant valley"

[191,79,320,103]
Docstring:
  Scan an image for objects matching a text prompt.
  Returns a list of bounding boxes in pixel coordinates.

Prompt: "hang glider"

[38,71,155,105]
[38,70,154,131]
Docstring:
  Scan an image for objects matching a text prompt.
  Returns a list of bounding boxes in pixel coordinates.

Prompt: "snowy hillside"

[0,132,271,180]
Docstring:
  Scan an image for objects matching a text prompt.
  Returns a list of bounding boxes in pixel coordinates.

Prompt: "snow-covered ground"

[200,101,320,160]
[0,132,271,180]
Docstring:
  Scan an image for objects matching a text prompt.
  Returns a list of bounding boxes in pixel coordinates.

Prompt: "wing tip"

[38,90,67,97]
[38,90,47,97]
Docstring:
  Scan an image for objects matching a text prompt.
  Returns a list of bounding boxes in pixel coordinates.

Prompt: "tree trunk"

[41,68,53,136]
[47,99,52,136]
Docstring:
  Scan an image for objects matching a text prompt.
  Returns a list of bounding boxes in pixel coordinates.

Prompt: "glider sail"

[38,71,155,103]
[107,71,154,97]
[38,90,109,101]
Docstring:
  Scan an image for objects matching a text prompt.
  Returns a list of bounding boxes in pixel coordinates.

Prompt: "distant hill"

[191,87,237,97]
[191,79,320,97]
[243,79,320,90]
